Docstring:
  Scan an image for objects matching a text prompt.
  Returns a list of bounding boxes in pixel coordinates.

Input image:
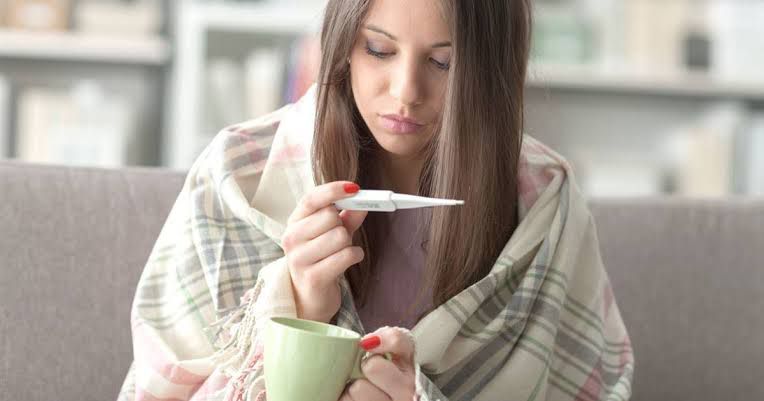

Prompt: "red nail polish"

[343,183,360,194]
[360,335,381,350]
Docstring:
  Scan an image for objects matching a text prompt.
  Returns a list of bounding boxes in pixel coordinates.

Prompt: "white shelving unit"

[164,0,764,170]
[1,0,759,194]
[0,29,170,65]
[0,6,171,167]
[195,1,326,33]
[161,0,764,198]
[525,63,764,196]
[528,63,764,101]
[164,0,325,169]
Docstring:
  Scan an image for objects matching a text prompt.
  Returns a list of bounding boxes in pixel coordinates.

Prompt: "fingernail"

[343,183,360,194]
[360,335,381,350]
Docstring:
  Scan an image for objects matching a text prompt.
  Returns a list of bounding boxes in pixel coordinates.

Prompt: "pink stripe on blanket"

[132,321,210,386]
[516,136,572,209]
[620,336,634,368]
[225,341,266,401]
[271,143,306,165]
[517,157,555,211]
[135,390,186,401]
[189,371,231,400]
[575,361,604,401]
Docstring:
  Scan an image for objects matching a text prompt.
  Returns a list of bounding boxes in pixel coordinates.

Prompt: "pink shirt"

[357,207,433,332]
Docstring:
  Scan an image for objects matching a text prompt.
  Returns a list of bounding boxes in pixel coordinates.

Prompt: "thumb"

[360,326,416,372]
[339,209,368,234]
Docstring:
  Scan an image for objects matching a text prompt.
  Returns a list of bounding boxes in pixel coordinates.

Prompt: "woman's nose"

[388,57,423,107]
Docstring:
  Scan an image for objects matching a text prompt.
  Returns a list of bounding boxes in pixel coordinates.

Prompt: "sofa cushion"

[591,198,764,401]
[0,161,186,401]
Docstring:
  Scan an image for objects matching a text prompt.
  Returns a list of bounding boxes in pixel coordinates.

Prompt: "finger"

[288,181,360,224]
[288,205,343,243]
[360,355,411,401]
[339,209,368,235]
[360,327,416,371]
[309,245,364,284]
[289,225,352,268]
[347,378,392,401]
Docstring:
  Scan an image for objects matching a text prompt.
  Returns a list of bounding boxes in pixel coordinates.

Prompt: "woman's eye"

[363,41,449,71]
[365,44,392,59]
[431,58,450,71]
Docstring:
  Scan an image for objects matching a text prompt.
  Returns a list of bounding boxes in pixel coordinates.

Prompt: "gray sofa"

[1,160,763,401]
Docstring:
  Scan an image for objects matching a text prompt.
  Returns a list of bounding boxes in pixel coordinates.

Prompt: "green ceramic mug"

[264,316,388,401]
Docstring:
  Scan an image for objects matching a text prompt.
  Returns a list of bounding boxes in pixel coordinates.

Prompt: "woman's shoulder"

[516,134,575,218]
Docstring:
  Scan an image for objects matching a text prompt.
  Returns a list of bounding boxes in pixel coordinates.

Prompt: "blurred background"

[0,0,761,197]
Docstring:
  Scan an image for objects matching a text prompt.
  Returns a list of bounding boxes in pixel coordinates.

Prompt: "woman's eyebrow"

[364,24,452,48]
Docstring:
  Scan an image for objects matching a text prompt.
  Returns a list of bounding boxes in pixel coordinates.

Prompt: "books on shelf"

[204,47,290,135]
[570,101,752,197]
[285,35,320,104]
[577,159,665,197]
[0,75,10,158]
[73,0,162,36]
[3,0,70,31]
[206,58,247,133]
[532,1,596,65]
[245,47,286,120]
[709,2,764,82]
[15,81,137,167]
[202,36,319,155]
[568,149,666,197]
[622,0,689,74]
[666,102,745,196]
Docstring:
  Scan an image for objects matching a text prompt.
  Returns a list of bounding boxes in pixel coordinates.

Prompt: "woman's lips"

[379,114,425,134]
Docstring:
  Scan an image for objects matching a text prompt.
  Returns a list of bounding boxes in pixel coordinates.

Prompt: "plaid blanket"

[117,84,634,401]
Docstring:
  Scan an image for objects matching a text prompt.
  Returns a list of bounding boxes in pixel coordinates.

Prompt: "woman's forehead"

[363,0,450,45]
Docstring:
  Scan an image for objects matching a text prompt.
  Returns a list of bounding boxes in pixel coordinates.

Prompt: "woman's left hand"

[339,326,418,401]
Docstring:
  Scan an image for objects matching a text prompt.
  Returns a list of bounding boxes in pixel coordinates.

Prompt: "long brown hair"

[312,0,532,319]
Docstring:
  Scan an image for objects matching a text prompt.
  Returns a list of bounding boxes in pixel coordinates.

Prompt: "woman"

[118,1,634,400]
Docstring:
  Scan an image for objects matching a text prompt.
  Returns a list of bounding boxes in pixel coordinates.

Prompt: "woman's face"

[349,0,451,160]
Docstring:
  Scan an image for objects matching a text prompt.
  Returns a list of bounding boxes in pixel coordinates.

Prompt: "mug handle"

[349,350,394,380]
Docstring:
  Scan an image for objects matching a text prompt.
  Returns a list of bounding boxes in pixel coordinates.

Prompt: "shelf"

[0,29,170,65]
[188,1,325,34]
[527,63,764,101]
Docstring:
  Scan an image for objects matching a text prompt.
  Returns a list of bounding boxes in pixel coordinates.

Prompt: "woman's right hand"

[281,181,368,323]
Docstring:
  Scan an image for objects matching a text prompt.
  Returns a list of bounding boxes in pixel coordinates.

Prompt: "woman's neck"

[378,153,426,195]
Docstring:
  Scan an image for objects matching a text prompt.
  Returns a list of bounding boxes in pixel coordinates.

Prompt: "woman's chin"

[374,139,423,158]
[371,130,430,158]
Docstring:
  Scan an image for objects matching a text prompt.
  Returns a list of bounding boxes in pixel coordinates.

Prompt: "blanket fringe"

[206,278,266,385]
